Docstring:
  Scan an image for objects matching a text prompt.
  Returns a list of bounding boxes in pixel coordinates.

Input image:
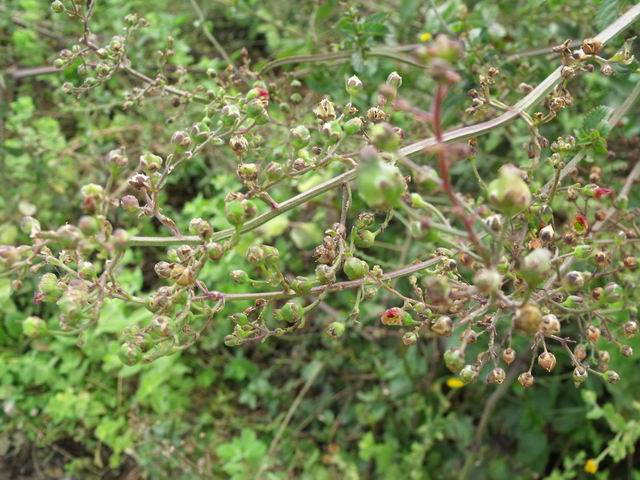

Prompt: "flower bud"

[444,348,465,373]
[604,282,623,302]
[81,183,104,198]
[518,372,535,388]
[520,248,552,287]
[573,245,592,259]
[380,307,404,326]
[487,164,531,216]
[345,75,363,97]
[327,321,346,338]
[78,261,97,280]
[111,229,129,249]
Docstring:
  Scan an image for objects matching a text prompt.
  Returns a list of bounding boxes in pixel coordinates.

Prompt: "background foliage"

[2,0,640,478]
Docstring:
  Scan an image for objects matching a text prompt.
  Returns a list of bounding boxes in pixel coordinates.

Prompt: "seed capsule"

[444,348,465,373]
[538,351,556,372]
[586,325,601,343]
[487,367,506,385]
[541,314,561,335]
[502,347,516,365]
[514,304,542,334]
[573,366,588,385]
[518,372,535,388]
[431,315,453,337]
[623,320,638,337]
[459,365,479,385]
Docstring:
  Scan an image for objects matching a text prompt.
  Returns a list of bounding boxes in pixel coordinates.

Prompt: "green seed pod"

[473,268,501,295]
[369,123,401,152]
[431,315,453,336]
[421,275,451,304]
[51,0,64,13]
[23,316,47,338]
[562,271,585,292]
[291,276,313,295]
[225,199,246,226]
[487,164,531,216]
[230,270,249,284]
[444,348,465,373]
[357,147,405,210]
[38,273,62,302]
[118,342,142,366]
[229,312,249,326]
[322,120,343,143]
[206,242,224,261]
[78,261,97,280]
[518,372,535,388]
[315,264,336,285]
[604,370,620,384]
[343,257,369,280]
[402,331,418,346]
[343,117,363,135]
[276,302,303,323]
[245,245,265,265]
[326,321,345,338]
[354,230,376,249]
[514,304,542,334]
[604,282,623,302]
[140,152,163,172]
[520,248,552,287]
[487,367,506,385]
[262,245,280,266]
[345,75,363,96]
[573,244,593,259]
[573,366,588,385]
[460,365,479,385]
[290,125,311,149]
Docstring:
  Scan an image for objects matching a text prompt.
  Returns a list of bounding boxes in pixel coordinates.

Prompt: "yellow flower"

[446,377,465,389]
[420,32,432,42]
[584,459,598,475]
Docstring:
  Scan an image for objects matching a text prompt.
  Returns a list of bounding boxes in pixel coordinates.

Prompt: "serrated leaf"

[582,106,613,131]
